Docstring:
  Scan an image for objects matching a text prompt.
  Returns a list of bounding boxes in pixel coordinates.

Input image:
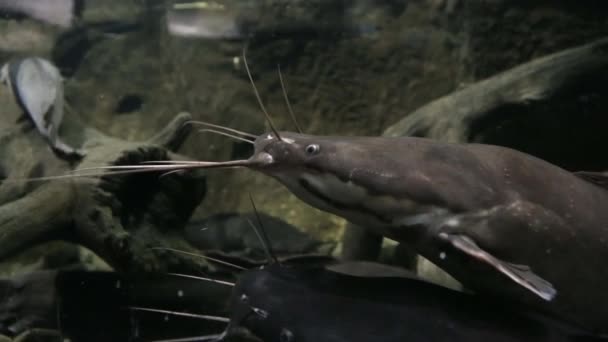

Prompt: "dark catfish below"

[225,263,608,342]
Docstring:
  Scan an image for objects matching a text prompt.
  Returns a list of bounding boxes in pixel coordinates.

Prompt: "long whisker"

[245,218,274,265]
[4,160,248,184]
[149,332,226,342]
[199,129,255,145]
[71,160,250,175]
[139,159,251,167]
[159,169,188,179]
[3,165,194,183]
[166,272,235,287]
[242,44,282,141]
[277,64,302,133]
[71,164,237,179]
[128,306,230,323]
[150,247,247,271]
[141,160,222,165]
[74,164,202,171]
[77,160,250,170]
[248,194,279,264]
[185,120,257,139]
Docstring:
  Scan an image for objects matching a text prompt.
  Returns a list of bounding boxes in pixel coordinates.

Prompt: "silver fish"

[0,57,84,157]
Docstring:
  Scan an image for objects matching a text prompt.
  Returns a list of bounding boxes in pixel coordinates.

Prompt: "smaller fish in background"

[0,0,81,28]
[167,1,255,39]
[166,0,398,41]
[0,57,85,158]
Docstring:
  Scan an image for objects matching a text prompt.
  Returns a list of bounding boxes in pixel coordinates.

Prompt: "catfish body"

[247,132,608,331]
[228,263,604,342]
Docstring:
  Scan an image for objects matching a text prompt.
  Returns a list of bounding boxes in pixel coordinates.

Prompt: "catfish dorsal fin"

[574,171,608,190]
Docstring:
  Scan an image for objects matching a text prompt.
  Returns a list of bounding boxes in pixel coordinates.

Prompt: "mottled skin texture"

[227,264,600,342]
[244,132,608,332]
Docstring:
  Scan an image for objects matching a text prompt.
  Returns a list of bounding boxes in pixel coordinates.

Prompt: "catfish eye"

[305,144,320,155]
[280,328,294,342]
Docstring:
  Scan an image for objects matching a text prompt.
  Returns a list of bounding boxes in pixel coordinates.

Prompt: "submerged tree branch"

[383,37,608,142]
[0,110,209,274]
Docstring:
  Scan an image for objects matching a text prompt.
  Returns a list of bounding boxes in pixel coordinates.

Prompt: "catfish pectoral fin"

[438,233,557,301]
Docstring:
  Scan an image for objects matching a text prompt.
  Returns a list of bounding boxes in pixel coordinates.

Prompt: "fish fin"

[574,171,608,190]
[438,233,557,301]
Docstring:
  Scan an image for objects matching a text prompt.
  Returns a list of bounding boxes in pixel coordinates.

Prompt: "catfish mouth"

[249,151,275,168]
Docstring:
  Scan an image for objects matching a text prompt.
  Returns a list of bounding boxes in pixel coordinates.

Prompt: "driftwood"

[0,109,210,274]
[383,36,608,141]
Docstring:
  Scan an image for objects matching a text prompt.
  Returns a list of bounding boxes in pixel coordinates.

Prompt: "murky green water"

[0,1,607,341]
